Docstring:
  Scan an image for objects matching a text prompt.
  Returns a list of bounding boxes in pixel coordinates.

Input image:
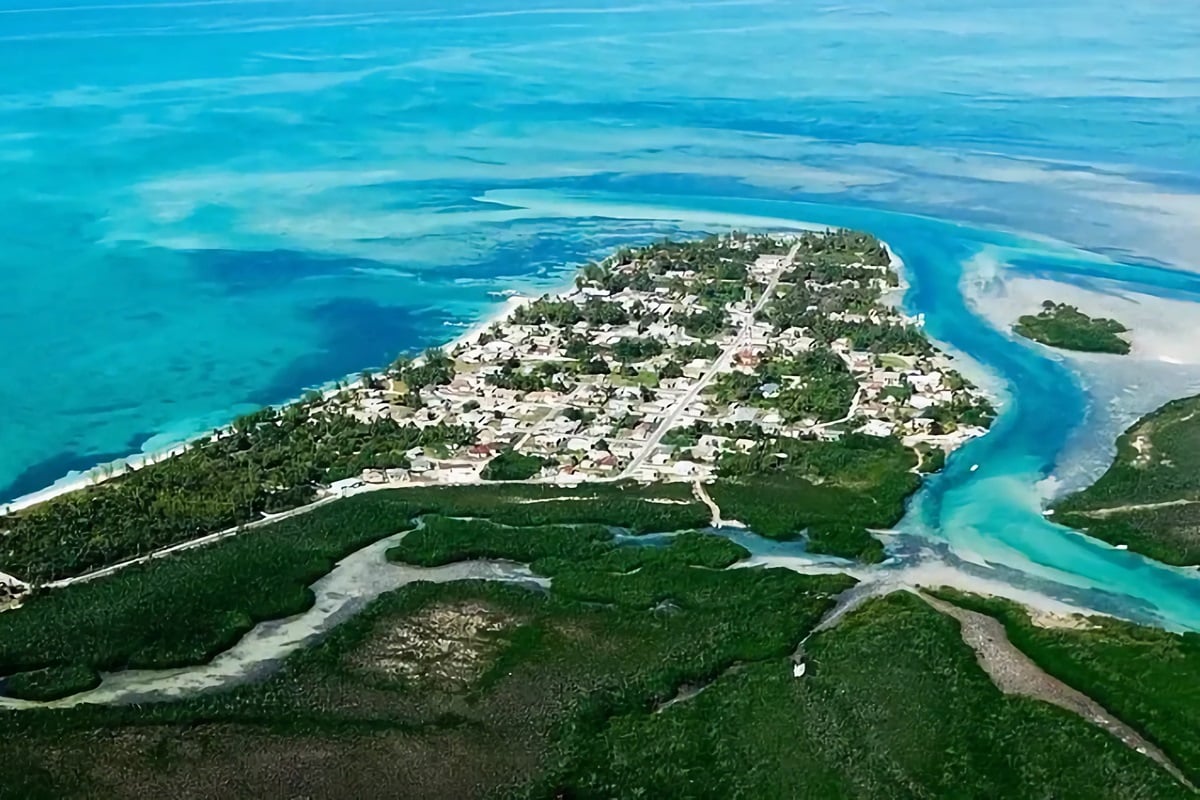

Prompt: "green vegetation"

[511,296,628,327]
[0,535,1185,798]
[711,347,856,423]
[805,522,885,563]
[0,545,849,798]
[917,443,947,474]
[520,592,1181,799]
[480,450,551,481]
[0,483,709,697]
[389,517,615,570]
[391,518,748,578]
[0,405,474,584]
[1014,301,1130,354]
[1055,395,1200,565]
[711,433,919,548]
[1056,506,1200,567]
[390,348,456,389]
[2,665,100,703]
[932,589,1200,786]
[486,358,571,393]
[0,493,412,683]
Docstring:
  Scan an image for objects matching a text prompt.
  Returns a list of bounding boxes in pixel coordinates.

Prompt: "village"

[319,230,995,493]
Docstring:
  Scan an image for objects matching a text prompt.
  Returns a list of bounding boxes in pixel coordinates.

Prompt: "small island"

[1014,301,1131,354]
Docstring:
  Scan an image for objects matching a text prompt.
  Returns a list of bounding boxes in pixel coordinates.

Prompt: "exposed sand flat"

[968,270,1200,366]
[964,265,1200,499]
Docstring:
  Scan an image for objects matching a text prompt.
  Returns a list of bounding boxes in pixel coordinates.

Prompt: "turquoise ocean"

[1,0,1199,626]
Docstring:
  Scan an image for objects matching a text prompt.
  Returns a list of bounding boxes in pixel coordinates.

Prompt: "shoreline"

[0,275,575,518]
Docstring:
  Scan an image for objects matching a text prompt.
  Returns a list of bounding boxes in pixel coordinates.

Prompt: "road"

[25,243,802,592]
[44,494,344,590]
[619,241,799,479]
[921,592,1196,792]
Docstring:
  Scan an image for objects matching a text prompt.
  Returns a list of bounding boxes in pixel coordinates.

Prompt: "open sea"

[1,0,1198,626]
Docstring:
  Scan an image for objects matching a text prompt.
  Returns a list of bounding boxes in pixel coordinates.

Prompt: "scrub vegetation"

[2,665,101,703]
[390,519,747,577]
[1055,394,1200,565]
[710,432,917,560]
[932,589,1200,787]
[0,588,1183,800]
[0,408,474,584]
[0,483,708,697]
[1014,301,1130,354]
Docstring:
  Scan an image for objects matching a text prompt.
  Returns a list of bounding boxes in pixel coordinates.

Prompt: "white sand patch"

[967,270,1200,366]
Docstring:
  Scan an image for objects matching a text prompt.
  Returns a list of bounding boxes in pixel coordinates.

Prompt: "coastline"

[0,283,564,518]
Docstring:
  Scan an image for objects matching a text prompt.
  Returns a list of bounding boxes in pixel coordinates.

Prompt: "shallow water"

[0,1,1198,633]
[0,529,545,709]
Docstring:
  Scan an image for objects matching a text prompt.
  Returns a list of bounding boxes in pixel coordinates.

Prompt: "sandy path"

[1073,499,1199,517]
[920,592,1195,791]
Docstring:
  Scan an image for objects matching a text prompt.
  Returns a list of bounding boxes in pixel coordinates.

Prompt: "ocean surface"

[1,0,1199,626]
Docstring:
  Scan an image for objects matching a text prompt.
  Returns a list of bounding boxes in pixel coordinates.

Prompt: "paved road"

[28,243,803,591]
[620,241,800,479]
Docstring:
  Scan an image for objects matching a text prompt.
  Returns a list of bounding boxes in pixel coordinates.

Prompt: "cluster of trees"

[512,297,629,328]
[575,262,656,293]
[480,451,553,481]
[785,256,895,286]
[612,337,663,363]
[710,434,920,545]
[624,234,781,278]
[676,341,720,361]
[760,282,878,331]
[672,307,727,337]
[485,359,571,393]
[791,229,890,266]
[1014,301,1131,355]
[695,279,747,311]
[845,322,933,356]
[0,405,474,583]
[717,431,913,481]
[711,348,856,423]
[923,393,996,430]
[390,348,455,389]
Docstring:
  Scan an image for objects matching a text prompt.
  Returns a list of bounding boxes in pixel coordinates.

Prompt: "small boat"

[970,464,980,472]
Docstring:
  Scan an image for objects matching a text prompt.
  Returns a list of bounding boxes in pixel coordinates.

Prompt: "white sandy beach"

[1,270,586,520]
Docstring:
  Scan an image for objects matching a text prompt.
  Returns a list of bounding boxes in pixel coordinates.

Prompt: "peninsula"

[1014,300,1131,354]
[0,230,992,586]
[4,231,1195,800]
[1054,394,1200,566]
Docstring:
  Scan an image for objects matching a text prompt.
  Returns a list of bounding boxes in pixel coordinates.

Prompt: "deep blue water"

[1,0,1198,627]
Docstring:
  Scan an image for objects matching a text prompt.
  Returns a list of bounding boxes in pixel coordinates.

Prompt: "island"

[1014,300,1131,354]
[0,231,1194,800]
[1054,394,1200,566]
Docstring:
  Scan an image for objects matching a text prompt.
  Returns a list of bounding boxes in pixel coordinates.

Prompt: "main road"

[618,240,799,479]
